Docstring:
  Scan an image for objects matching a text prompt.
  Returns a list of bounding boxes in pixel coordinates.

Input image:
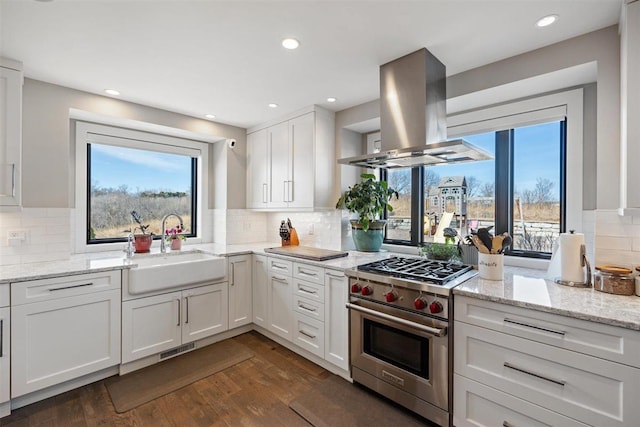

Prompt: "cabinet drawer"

[293,294,324,322]
[268,258,292,275]
[293,262,324,285]
[454,321,640,427]
[454,374,588,427]
[293,312,324,358]
[12,271,122,305]
[455,295,640,368]
[293,278,324,303]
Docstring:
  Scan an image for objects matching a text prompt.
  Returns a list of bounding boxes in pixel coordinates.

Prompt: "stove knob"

[385,291,397,302]
[414,297,427,310]
[429,301,443,314]
[361,286,373,296]
[350,283,361,293]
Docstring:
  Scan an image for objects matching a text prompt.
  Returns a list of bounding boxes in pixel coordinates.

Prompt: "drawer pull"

[49,282,93,292]
[504,318,565,336]
[177,299,181,326]
[298,303,317,312]
[299,269,318,277]
[299,330,316,339]
[503,362,565,387]
[272,264,288,271]
[298,286,317,295]
[272,276,288,283]
[326,272,343,279]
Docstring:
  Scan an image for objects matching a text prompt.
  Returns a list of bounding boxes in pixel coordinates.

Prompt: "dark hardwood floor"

[0,332,331,427]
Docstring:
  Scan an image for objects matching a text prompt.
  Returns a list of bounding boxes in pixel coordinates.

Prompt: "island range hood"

[338,48,492,169]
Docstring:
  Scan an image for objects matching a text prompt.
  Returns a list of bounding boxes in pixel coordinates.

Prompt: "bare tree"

[465,176,479,198]
[479,182,495,197]
[423,169,440,196]
[388,169,411,194]
[533,178,554,203]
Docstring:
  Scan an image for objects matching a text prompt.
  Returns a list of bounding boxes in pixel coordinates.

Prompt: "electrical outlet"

[7,229,28,246]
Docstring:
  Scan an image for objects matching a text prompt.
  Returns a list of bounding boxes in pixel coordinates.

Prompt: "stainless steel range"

[345,256,477,427]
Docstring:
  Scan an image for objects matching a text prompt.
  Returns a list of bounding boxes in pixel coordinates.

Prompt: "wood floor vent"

[160,342,195,360]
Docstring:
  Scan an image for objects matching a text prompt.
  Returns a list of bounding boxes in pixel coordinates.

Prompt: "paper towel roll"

[559,232,585,283]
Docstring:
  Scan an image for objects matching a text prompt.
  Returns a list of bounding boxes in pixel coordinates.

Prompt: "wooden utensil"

[492,236,504,254]
[471,235,490,254]
[476,227,493,252]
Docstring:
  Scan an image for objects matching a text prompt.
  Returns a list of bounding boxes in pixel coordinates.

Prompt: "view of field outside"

[88,144,194,241]
[386,122,562,253]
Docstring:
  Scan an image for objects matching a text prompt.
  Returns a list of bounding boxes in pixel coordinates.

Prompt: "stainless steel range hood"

[339,48,492,169]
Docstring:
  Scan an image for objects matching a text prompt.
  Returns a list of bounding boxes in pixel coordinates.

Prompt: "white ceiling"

[0,0,622,129]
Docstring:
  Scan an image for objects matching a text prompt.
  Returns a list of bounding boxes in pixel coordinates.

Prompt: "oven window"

[363,318,430,379]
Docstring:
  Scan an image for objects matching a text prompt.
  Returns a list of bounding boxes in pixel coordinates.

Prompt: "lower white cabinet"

[268,272,293,341]
[228,254,252,329]
[324,269,348,371]
[292,311,324,358]
[11,272,121,397]
[252,255,268,328]
[0,284,10,409]
[122,282,228,363]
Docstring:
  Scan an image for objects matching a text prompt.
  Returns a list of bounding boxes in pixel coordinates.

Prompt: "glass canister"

[594,265,635,295]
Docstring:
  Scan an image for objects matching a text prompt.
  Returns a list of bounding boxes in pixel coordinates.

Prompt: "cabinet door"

[288,112,315,209]
[122,291,182,364]
[12,289,121,397]
[324,270,349,370]
[268,272,293,341]
[0,65,22,206]
[0,307,9,404]
[246,128,268,209]
[229,255,252,328]
[252,255,269,328]
[268,121,289,208]
[182,283,229,344]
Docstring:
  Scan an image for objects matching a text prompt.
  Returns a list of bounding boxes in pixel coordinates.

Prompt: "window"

[383,89,583,259]
[75,122,209,252]
[87,144,197,243]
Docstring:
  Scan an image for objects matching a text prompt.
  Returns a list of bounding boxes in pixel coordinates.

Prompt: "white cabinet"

[228,254,252,329]
[620,0,640,213]
[122,282,228,363]
[0,285,9,414]
[11,272,121,397]
[252,255,268,328]
[324,269,349,371]
[0,58,23,206]
[268,270,293,341]
[454,296,640,427]
[246,106,335,211]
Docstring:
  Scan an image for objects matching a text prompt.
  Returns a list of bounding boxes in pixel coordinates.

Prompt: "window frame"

[74,121,210,253]
[382,88,584,260]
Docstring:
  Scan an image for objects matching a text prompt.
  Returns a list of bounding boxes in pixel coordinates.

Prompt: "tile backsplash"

[0,208,71,266]
[593,209,640,267]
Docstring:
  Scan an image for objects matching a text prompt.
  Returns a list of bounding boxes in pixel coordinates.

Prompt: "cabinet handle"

[299,330,316,339]
[503,422,514,427]
[299,269,318,277]
[272,263,288,271]
[298,286,317,295]
[0,319,3,358]
[7,164,15,197]
[49,282,93,291]
[326,272,343,279]
[504,318,565,336]
[503,362,565,387]
[288,180,293,202]
[283,181,288,202]
[262,183,267,203]
[230,263,235,286]
[272,275,288,283]
[185,296,189,324]
[298,303,317,312]
[177,298,181,326]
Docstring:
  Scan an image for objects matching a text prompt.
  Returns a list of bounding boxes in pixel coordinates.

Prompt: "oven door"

[347,298,449,410]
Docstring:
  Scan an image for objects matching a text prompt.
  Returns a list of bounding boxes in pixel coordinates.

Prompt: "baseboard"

[0,401,10,418]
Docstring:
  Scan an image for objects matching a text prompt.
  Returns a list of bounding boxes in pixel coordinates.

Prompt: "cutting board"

[264,246,349,261]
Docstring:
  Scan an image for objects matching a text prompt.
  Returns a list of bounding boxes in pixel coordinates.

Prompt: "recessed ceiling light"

[282,38,300,50]
[536,14,558,28]
[205,114,216,119]
[104,89,120,96]
[268,103,278,108]
[327,97,337,103]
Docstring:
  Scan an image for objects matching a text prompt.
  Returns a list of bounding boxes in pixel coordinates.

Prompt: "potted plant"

[336,173,398,252]
[128,210,153,253]
[419,243,461,262]
[165,224,186,251]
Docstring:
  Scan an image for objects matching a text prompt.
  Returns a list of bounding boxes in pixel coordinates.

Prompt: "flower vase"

[170,238,182,251]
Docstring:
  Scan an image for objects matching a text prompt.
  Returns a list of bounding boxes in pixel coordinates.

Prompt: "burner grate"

[357,256,472,284]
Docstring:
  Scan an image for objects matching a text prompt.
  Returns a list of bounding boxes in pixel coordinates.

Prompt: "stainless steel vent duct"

[339,48,492,169]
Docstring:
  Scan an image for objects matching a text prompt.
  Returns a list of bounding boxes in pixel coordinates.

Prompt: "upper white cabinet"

[0,58,23,207]
[620,0,640,214]
[246,106,335,211]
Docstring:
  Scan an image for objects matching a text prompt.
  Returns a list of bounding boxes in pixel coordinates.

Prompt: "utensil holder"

[478,253,504,280]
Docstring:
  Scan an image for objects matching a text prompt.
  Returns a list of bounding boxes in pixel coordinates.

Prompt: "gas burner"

[357,256,472,285]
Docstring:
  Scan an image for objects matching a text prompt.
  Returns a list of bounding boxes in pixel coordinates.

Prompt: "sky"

[90,144,192,193]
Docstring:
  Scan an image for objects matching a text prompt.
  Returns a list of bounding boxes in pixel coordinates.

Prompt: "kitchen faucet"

[124,231,134,258]
[161,213,184,253]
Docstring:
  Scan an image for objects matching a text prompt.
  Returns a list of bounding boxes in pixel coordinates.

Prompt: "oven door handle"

[345,302,447,337]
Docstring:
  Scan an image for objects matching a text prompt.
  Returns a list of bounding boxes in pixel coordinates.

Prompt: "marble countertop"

[454,267,640,331]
